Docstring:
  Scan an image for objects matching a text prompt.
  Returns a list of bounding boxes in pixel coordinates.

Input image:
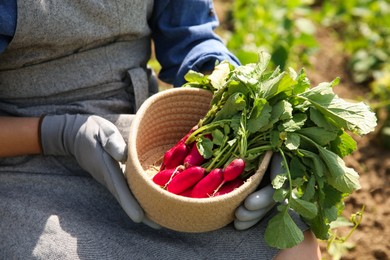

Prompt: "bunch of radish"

[173,53,378,249]
[152,127,246,198]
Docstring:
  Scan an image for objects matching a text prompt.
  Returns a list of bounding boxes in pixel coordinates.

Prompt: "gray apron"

[0,0,157,118]
[0,1,307,259]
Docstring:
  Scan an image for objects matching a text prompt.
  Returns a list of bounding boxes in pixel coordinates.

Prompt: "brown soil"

[213,2,390,259]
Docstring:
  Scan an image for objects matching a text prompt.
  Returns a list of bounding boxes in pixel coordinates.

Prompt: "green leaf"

[317,146,361,193]
[324,205,338,223]
[270,130,282,148]
[291,177,304,187]
[223,124,230,136]
[322,183,344,209]
[292,68,311,95]
[309,108,338,131]
[272,174,288,189]
[234,64,260,87]
[299,149,326,178]
[211,129,225,146]
[277,204,288,212]
[254,51,272,77]
[260,100,292,132]
[229,115,241,133]
[290,198,318,219]
[210,87,226,106]
[300,83,377,135]
[273,188,289,202]
[214,92,246,121]
[262,71,296,100]
[280,113,307,132]
[227,138,237,147]
[227,80,250,97]
[247,98,272,133]
[265,211,304,249]
[301,175,316,201]
[289,156,306,179]
[196,137,214,159]
[279,100,293,120]
[330,131,357,157]
[285,132,300,150]
[208,61,231,90]
[306,210,330,240]
[297,127,338,146]
[184,70,208,84]
[329,216,354,229]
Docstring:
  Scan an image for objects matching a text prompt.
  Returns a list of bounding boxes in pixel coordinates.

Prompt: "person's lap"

[0,156,309,259]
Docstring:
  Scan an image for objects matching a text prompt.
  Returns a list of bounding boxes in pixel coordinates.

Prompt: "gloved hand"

[234,153,284,230]
[40,114,158,228]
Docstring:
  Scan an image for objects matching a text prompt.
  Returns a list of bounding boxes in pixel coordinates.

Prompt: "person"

[0,0,321,259]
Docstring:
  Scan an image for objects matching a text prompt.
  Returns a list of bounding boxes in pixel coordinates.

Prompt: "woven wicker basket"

[125,87,272,232]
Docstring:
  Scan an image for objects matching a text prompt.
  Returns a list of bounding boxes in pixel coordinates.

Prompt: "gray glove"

[40,114,156,227]
[234,153,284,230]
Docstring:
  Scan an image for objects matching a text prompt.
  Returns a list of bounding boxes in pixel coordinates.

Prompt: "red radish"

[152,168,182,186]
[160,126,197,169]
[179,187,193,197]
[162,142,189,169]
[167,166,205,195]
[214,178,244,196]
[210,158,246,196]
[191,168,224,198]
[183,143,204,168]
[223,158,246,182]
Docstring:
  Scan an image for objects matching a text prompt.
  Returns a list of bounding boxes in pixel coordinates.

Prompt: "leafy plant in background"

[317,0,390,146]
[225,0,318,69]
[318,0,390,85]
[370,66,390,148]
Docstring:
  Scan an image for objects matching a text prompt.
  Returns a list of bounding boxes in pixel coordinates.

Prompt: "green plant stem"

[205,141,236,172]
[186,120,230,144]
[327,206,365,251]
[246,145,274,155]
[247,132,270,146]
[278,148,293,214]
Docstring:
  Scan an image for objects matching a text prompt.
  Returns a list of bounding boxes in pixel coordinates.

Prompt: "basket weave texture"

[125,87,272,232]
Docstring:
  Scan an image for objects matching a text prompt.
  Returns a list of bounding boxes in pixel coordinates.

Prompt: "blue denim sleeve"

[0,1,17,54]
[150,0,240,87]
